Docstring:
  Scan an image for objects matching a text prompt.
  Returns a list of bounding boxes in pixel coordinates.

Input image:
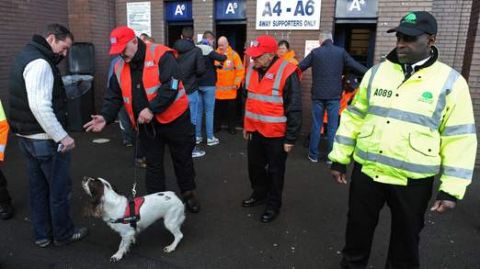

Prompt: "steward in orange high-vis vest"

[241,35,302,223]
[84,26,200,213]
[114,43,188,126]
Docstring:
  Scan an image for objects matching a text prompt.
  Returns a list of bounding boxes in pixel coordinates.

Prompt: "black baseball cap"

[387,11,437,36]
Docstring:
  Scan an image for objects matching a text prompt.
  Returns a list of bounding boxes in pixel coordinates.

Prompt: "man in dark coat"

[299,32,367,164]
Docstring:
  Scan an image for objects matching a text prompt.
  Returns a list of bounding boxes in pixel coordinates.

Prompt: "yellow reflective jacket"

[329,49,477,199]
[0,100,9,161]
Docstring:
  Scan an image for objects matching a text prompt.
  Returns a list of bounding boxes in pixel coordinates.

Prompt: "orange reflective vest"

[215,46,245,100]
[281,50,299,65]
[0,100,8,161]
[244,59,298,137]
[114,43,188,126]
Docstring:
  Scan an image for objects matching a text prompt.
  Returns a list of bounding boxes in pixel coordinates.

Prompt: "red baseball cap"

[109,26,136,55]
[245,35,278,58]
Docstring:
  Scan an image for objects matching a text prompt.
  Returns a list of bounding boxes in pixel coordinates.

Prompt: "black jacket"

[299,40,368,100]
[251,57,302,144]
[173,39,205,94]
[8,35,68,135]
[197,43,227,86]
[101,39,182,124]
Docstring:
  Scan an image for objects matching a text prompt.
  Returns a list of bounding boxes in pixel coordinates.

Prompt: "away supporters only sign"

[256,0,321,30]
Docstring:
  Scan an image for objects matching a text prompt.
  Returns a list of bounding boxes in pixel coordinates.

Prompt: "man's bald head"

[218,36,229,52]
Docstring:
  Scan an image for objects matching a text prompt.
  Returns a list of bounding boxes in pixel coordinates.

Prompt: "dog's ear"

[84,178,104,218]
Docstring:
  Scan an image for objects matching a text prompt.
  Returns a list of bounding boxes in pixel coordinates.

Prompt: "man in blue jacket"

[299,32,367,163]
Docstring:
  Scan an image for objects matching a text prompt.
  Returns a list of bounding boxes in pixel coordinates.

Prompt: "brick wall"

[68,0,116,109]
[433,0,472,71]
[0,0,69,106]
[464,0,480,167]
[375,0,433,63]
[116,0,165,44]
[193,0,214,35]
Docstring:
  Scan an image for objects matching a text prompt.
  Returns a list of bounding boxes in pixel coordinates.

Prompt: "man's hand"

[59,135,75,153]
[284,144,294,153]
[243,130,252,141]
[331,169,347,184]
[430,200,456,213]
[83,115,106,132]
[138,108,153,124]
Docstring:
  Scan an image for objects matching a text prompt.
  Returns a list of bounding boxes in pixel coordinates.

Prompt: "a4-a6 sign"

[256,0,321,30]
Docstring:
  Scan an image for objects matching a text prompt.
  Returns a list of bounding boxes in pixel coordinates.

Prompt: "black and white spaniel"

[82,176,185,262]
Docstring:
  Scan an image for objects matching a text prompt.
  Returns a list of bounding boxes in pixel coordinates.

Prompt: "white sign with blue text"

[256,0,321,30]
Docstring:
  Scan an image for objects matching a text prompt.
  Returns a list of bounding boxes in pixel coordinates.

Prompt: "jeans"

[196,86,216,139]
[18,137,75,242]
[187,91,199,126]
[309,99,340,160]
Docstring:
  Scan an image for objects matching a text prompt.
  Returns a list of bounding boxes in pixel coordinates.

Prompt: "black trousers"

[214,99,236,130]
[0,168,11,204]
[247,132,288,210]
[341,163,434,269]
[139,111,196,194]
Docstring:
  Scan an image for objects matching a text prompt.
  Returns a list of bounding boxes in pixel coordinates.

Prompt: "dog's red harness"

[112,197,145,229]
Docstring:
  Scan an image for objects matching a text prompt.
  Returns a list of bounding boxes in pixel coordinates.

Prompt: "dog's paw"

[110,254,123,262]
[163,245,176,253]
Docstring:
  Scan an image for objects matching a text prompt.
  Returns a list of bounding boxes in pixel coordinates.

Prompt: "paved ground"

[0,124,479,269]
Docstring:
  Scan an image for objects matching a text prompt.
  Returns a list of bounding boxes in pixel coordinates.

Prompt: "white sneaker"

[192,147,206,158]
[196,136,203,145]
[207,137,219,146]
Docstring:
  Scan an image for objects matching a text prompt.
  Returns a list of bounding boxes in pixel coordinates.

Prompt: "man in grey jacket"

[299,32,367,164]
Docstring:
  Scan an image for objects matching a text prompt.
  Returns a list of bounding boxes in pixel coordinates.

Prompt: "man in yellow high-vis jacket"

[0,100,13,220]
[329,11,477,268]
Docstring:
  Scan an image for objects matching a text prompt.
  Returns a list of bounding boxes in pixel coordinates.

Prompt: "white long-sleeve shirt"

[19,59,68,142]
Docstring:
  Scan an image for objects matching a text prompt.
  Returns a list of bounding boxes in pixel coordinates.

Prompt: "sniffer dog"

[82,177,185,262]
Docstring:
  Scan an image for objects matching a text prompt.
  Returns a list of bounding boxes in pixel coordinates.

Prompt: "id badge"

[170,78,179,90]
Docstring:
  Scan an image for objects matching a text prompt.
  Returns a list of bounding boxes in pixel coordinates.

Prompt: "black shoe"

[242,196,266,207]
[0,203,14,220]
[261,209,279,223]
[182,191,201,213]
[54,227,88,246]
[228,128,237,135]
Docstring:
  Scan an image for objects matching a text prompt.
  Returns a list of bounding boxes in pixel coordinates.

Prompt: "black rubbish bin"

[62,75,94,131]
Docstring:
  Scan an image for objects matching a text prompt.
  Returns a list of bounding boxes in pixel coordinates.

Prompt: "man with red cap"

[84,26,201,213]
[241,35,302,223]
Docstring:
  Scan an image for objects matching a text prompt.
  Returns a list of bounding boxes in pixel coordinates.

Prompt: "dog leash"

[132,121,157,198]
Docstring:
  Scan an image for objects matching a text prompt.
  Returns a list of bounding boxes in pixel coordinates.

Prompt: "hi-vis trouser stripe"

[244,111,286,123]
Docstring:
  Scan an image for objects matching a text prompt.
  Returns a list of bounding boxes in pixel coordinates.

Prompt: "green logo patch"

[402,13,417,24]
[418,91,433,103]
